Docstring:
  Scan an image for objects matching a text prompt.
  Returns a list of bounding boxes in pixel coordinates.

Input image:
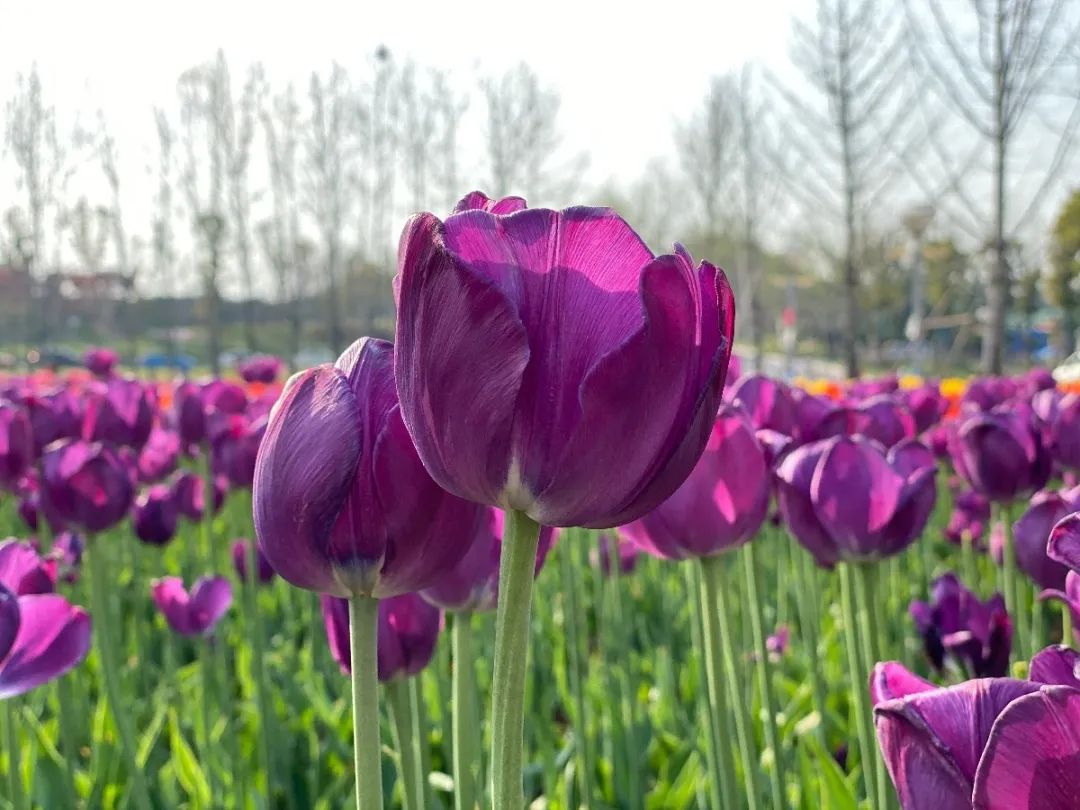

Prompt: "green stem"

[961,531,977,593]
[685,563,728,810]
[1064,605,1074,648]
[742,542,786,809]
[349,596,384,810]
[452,613,479,810]
[794,545,827,743]
[55,675,80,807]
[839,563,875,807]
[996,505,1022,662]
[608,544,643,810]
[410,676,433,809]
[559,533,593,809]
[87,539,154,810]
[700,553,758,810]
[5,698,25,810]
[244,550,275,801]
[489,510,542,810]
[387,678,423,810]
[854,564,888,810]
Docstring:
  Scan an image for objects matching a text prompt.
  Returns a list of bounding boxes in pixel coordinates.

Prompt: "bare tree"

[358,47,398,271]
[152,109,178,357]
[773,0,919,377]
[398,61,440,213]
[905,0,1080,373]
[430,71,469,213]
[303,63,357,354]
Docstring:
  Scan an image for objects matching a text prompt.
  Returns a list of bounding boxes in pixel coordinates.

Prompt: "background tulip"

[41,440,134,533]
[0,401,33,489]
[950,408,1051,502]
[0,539,56,595]
[1012,489,1078,590]
[232,538,275,584]
[81,379,154,449]
[133,485,180,546]
[0,585,92,699]
[83,347,118,378]
[322,592,442,681]
[151,576,232,636]
[238,355,284,384]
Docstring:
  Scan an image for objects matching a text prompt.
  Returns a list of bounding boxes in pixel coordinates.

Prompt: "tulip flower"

[944,489,990,547]
[202,379,248,417]
[868,661,935,706]
[133,485,180,546]
[909,572,1012,677]
[169,470,225,522]
[137,428,180,483]
[322,592,442,681]
[0,585,91,699]
[950,408,1051,502]
[238,355,284,384]
[776,436,937,567]
[1038,393,1080,471]
[48,532,83,583]
[729,374,796,436]
[22,390,81,455]
[41,440,134,533]
[151,576,232,636]
[232,539,275,584]
[855,395,916,449]
[0,400,33,489]
[1011,489,1078,590]
[620,406,770,560]
[174,381,207,451]
[875,673,1080,809]
[905,383,947,433]
[960,376,1016,412]
[592,532,639,576]
[81,379,154,449]
[394,192,734,530]
[211,414,265,489]
[1039,571,1080,642]
[1029,645,1080,687]
[765,625,790,658]
[0,539,56,595]
[254,337,485,599]
[83,347,118,377]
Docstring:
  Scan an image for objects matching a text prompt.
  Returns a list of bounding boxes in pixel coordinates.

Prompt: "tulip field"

[5,196,1080,810]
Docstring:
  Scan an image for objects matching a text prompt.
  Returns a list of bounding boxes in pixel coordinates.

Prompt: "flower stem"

[87,539,153,810]
[996,505,1023,661]
[1064,605,1074,648]
[452,612,479,810]
[839,563,875,807]
[742,542,786,808]
[699,553,758,810]
[558,533,593,809]
[349,595,383,810]
[792,543,827,743]
[489,509,542,810]
[5,698,24,810]
[854,564,889,810]
[243,549,275,800]
[961,530,977,593]
[387,678,423,810]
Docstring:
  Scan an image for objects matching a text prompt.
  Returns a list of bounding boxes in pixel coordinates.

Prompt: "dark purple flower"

[944,489,991,547]
[174,382,207,450]
[322,592,442,681]
[48,532,83,584]
[905,383,947,433]
[869,661,935,707]
[393,192,735,529]
[211,414,264,489]
[849,375,900,398]
[620,406,770,560]
[0,539,56,595]
[254,337,486,598]
[730,374,796,436]
[137,428,180,483]
[792,390,841,443]
[133,485,180,546]
[41,440,134,533]
[1029,645,1080,688]
[419,508,557,613]
[856,395,916,449]
[961,377,1016,412]
[151,576,232,636]
[83,347,118,377]
[909,572,1012,677]
[202,380,248,419]
[0,401,33,489]
[1012,489,1079,590]
[231,539,276,584]
[168,471,225,522]
[1040,393,1080,471]
[775,436,937,567]
[766,624,790,658]
[238,355,284,384]
[0,585,92,699]
[81,379,154,449]
[592,532,639,576]
[950,408,1051,502]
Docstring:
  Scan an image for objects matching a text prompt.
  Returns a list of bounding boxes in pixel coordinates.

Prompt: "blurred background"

[1,0,1079,380]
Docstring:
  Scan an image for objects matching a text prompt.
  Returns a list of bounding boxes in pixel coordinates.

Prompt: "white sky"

[1,0,810,190]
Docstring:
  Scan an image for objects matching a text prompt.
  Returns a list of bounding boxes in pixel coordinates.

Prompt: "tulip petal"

[320,595,352,674]
[151,577,194,635]
[973,686,1080,809]
[188,576,232,634]
[0,587,19,664]
[1029,645,1080,688]
[0,594,91,699]
[394,212,531,507]
[453,191,527,215]
[870,661,936,706]
[254,366,362,594]
[776,441,839,568]
[1048,512,1080,572]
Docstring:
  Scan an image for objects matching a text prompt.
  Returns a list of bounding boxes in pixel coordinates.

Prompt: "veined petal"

[776,440,839,568]
[0,594,90,699]
[1029,645,1080,688]
[1048,512,1080,572]
[870,661,936,706]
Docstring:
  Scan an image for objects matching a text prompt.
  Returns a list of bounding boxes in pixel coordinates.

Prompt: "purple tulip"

[0,585,92,698]
[1011,489,1079,590]
[620,406,769,560]
[393,191,735,529]
[909,572,1012,677]
[905,384,947,433]
[1039,393,1080,471]
[48,532,83,583]
[322,592,442,681]
[950,408,1051,502]
[41,440,134,533]
[961,376,1016,412]
[0,539,56,595]
[730,374,797,436]
[202,380,248,418]
[211,414,264,489]
[1029,645,1080,688]
[791,390,840,443]
[869,661,935,706]
[1048,511,1080,573]
[766,624,790,657]
[137,428,180,483]
[776,436,937,567]
[592,532,639,576]
[81,379,154,449]
[174,382,207,450]
[254,337,486,598]
[849,375,900,398]
[238,355,284,384]
[168,471,225,522]
[151,576,232,636]
[420,508,557,613]
[1039,571,1080,643]
[944,489,991,547]
[855,395,916,449]
[133,485,180,546]
[231,539,276,584]
[0,401,33,489]
[83,347,118,377]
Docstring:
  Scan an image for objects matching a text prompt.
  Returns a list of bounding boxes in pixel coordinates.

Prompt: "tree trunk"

[325,243,343,354]
[982,0,1008,375]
